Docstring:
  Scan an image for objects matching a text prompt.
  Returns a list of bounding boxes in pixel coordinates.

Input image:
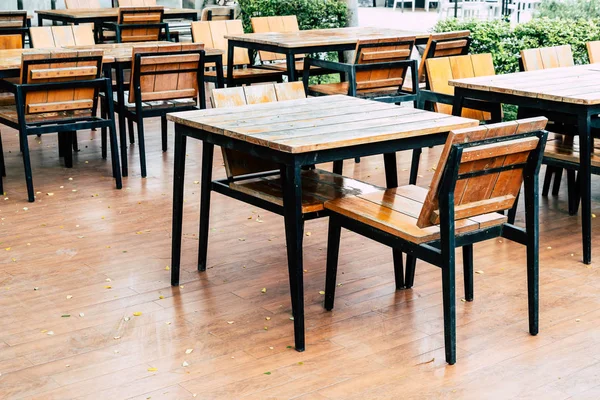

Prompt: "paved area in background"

[358,7,439,31]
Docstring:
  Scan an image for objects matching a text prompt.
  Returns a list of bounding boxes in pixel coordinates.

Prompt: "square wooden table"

[223,27,429,84]
[36,8,199,27]
[450,64,600,264]
[167,95,477,351]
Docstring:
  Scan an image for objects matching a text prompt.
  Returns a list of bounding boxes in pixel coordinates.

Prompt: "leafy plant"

[536,0,600,20]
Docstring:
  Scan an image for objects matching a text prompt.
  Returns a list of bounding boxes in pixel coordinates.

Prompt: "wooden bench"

[0,49,122,202]
[113,42,203,178]
[304,37,418,104]
[323,117,548,365]
[191,20,283,86]
[210,82,382,214]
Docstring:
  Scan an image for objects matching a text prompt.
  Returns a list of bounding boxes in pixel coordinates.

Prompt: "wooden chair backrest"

[419,30,471,83]
[211,82,306,178]
[251,15,300,62]
[19,49,103,118]
[520,45,573,71]
[30,25,95,48]
[426,53,495,121]
[587,41,600,64]
[353,37,414,91]
[64,0,102,8]
[191,20,249,66]
[128,42,203,104]
[0,11,27,28]
[118,0,157,5]
[117,6,164,43]
[417,117,548,228]
[201,6,235,21]
[0,34,23,49]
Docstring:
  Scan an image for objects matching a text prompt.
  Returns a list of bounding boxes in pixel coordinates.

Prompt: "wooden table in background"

[167,95,477,351]
[223,27,429,84]
[450,64,600,264]
[35,8,200,27]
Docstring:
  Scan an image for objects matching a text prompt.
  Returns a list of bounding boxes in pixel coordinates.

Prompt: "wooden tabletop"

[167,95,478,153]
[0,43,222,72]
[450,64,600,105]
[224,27,429,49]
[35,8,198,19]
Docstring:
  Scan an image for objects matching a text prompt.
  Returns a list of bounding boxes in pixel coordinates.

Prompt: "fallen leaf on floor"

[165,322,171,325]
[104,285,112,289]
[79,313,85,317]
[286,346,292,349]
[547,246,552,250]
[124,317,130,321]
[133,312,142,317]
[264,372,271,375]
[4,247,10,251]
[66,295,73,299]
[306,232,312,236]
[337,283,343,287]
[61,314,70,318]
[47,331,54,335]
[182,361,189,367]
[576,319,581,322]
[114,336,121,340]
[227,321,234,324]
[158,296,164,300]
[47,193,54,196]
[269,346,274,350]
[289,317,294,321]
[165,266,170,271]
[298,362,303,365]
[34,287,39,291]
[264,326,268,330]
[105,278,112,282]
[265,317,271,321]
[193,181,199,184]
[147,367,157,372]
[415,358,435,366]
[475,271,484,275]
[319,291,325,295]
[261,288,267,294]
[239,238,246,241]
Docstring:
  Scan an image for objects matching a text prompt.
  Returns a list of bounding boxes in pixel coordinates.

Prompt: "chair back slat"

[211,83,306,178]
[417,117,548,228]
[0,11,28,49]
[0,11,27,28]
[354,37,414,91]
[201,6,235,21]
[426,53,495,120]
[19,49,103,117]
[0,34,22,49]
[30,25,96,48]
[419,30,470,83]
[118,6,164,43]
[251,15,301,62]
[128,43,203,104]
[587,41,600,64]
[118,0,157,5]
[64,0,102,8]
[191,20,249,66]
[521,45,573,71]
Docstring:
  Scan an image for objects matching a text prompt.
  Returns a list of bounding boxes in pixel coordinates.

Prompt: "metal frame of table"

[168,99,477,351]
[452,86,599,264]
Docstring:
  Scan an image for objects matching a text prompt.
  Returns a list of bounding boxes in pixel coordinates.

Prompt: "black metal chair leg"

[21,134,34,202]
[392,249,405,290]
[409,148,422,185]
[551,167,563,196]
[197,142,214,272]
[567,169,578,215]
[324,216,342,311]
[0,131,6,178]
[161,115,168,152]
[72,132,79,152]
[541,165,554,196]
[404,254,417,288]
[507,190,520,224]
[58,132,65,158]
[462,244,473,302]
[128,117,135,144]
[136,114,147,178]
[354,157,361,163]
[101,98,108,159]
[63,131,74,168]
[332,160,343,175]
[524,167,539,336]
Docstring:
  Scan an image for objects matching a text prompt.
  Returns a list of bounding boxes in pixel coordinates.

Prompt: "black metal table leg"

[171,127,188,286]
[226,41,235,87]
[197,141,214,271]
[281,163,305,352]
[578,111,592,264]
[383,152,398,188]
[286,52,297,82]
[115,62,128,177]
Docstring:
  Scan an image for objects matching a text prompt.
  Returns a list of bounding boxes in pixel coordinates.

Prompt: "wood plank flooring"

[1,114,600,399]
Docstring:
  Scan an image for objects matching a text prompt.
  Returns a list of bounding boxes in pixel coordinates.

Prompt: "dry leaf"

[105,278,111,282]
[265,317,271,321]
[185,348,194,354]
[124,316,130,322]
[34,287,39,291]
[104,285,112,289]
[227,321,234,324]
[47,331,54,335]
[79,312,85,317]
[147,367,158,372]
[165,266,170,271]
[261,288,267,294]
[264,326,268,330]
[133,312,142,317]
[319,291,325,295]
[269,346,274,350]
[305,232,312,236]
[114,336,121,340]
[182,361,189,367]
[66,295,73,299]
[475,270,484,275]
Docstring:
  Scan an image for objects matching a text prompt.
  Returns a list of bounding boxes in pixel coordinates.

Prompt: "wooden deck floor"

[1,117,600,400]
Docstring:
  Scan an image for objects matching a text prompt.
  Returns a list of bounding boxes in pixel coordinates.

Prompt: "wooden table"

[0,43,224,177]
[36,8,199,27]
[223,27,429,84]
[450,64,600,264]
[167,95,477,351]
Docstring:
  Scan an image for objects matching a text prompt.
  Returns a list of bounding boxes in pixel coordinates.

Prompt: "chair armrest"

[303,57,352,73]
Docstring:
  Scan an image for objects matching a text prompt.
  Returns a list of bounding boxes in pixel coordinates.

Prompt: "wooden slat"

[244,85,277,105]
[274,81,305,101]
[30,66,97,79]
[418,30,470,82]
[27,98,93,113]
[64,0,102,8]
[0,35,22,50]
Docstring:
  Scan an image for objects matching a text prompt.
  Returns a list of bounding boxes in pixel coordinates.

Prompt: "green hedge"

[537,0,600,20]
[434,17,600,74]
[237,0,349,33]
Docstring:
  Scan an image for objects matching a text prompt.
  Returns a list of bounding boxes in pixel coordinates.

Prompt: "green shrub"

[237,0,349,33]
[536,0,600,20]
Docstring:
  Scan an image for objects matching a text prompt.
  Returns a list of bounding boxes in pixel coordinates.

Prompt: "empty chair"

[29,25,96,48]
[191,20,283,86]
[103,6,169,43]
[393,0,415,12]
[64,0,102,8]
[323,118,548,365]
[303,37,418,104]
[0,49,121,201]
[587,40,600,64]
[201,6,235,21]
[0,11,28,50]
[114,43,204,178]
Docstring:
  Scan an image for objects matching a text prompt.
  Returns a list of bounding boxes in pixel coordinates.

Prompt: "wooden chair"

[410,54,501,185]
[587,41,600,64]
[169,81,383,286]
[303,37,418,104]
[201,6,235,21]
[64,0,102,8]
[191,20,283,86]
[0,49,121,202]
[393,0,415,12]
[30,25,96,48]
[250,15,329,78]
[0,11,28,50]
[323,117,548,365]
[113,43,204,178]
[519,45,577,206]
[102,6,170,43]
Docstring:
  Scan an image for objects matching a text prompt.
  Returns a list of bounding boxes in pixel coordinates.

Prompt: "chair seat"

[259,60,326,74]
[205,67,284,80]
[308,82,413,97]
[544,135,600,168]
[229,168,381,214]
[0,105,92,125]
[113,92,197,111]
[324,185,507,244]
